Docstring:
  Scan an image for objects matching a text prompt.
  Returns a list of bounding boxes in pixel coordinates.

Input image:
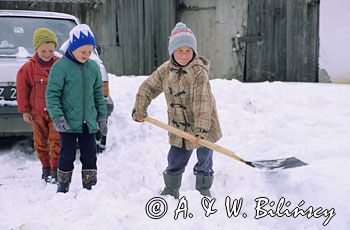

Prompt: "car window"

[0,17,77,55]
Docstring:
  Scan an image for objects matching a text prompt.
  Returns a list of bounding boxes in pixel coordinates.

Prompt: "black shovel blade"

[246,157,308,170]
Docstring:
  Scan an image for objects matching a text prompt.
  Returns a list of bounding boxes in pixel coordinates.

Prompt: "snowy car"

[0,10,114,151]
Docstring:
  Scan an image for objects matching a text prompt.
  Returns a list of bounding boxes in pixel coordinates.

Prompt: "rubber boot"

[57,169,72,193]
[160,172,182,199]
[196,175,214,197]
[41,168,51,183]
[51,169,57,184]
[82,169,97,190]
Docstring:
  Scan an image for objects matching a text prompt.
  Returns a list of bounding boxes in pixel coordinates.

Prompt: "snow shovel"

[144,116,308,170]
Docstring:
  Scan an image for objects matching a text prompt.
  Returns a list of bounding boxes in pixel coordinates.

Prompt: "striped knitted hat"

[33,28,58,50]
[168,22,197,57]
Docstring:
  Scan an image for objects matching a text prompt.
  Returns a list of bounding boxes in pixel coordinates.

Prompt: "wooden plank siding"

[100,0,176,75]
[0,0,177,76]
[286,0,320,82]
[177,0,248,80]
[244,0,287,81]
[1,0,319,81]
[244,0,319,82]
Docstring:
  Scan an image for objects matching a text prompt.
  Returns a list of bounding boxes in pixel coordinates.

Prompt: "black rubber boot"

[82,169,97,190]
[51,169,58,184]
[160,172,182,199]
[196,175,214,197]
[42,168,51,183]
[57,169,72,193]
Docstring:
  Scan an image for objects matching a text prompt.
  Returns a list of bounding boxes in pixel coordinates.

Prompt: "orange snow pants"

[33,113,60,171]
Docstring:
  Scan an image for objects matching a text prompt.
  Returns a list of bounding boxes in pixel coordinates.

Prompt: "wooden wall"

[102,0,176,75]
[1,0,320,81]
[0,0,177,75]
[177,0,248,80]
[244,0,320,82]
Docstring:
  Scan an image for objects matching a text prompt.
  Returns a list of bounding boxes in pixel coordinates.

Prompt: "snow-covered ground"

[1,75,350,230]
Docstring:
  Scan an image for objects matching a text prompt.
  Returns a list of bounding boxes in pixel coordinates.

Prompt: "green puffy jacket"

[46,56,107,134]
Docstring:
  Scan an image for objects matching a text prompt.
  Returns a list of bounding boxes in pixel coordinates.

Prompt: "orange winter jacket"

[16,54,59,117]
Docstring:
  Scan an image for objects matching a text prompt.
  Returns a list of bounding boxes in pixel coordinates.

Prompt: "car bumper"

[0,105,33,137]
[0,97,113,137]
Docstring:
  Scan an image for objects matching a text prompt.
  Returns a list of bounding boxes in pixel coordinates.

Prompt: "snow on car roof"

[0,10,79,23]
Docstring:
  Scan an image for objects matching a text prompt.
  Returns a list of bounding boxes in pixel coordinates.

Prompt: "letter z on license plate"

[0,86,17,101]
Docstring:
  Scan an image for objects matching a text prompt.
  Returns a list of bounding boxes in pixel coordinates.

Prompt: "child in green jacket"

[46,24,107,193]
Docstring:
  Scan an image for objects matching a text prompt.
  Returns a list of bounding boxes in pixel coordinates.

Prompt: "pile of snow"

[0,75,349,230]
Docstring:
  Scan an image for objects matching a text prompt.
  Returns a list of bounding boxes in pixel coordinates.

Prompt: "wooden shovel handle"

[144,116,249,164]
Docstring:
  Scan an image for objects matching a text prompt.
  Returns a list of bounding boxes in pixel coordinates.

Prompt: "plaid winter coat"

[133,56,222,150]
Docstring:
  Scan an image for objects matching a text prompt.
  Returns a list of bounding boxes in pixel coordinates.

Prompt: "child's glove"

[132,109,145,122]
[54,116,70,132]
[97,117,108,136]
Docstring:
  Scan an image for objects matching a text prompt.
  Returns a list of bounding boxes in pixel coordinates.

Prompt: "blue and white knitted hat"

[60,24,96,53]
[168,22,197,57]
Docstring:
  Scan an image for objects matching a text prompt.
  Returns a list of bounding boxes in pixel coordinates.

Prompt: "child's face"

[36,42,55,62]
[72,45,93,63]
[173,46,194,66]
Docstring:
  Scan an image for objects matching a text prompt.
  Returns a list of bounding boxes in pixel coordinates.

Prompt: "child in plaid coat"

[132,22,222,198]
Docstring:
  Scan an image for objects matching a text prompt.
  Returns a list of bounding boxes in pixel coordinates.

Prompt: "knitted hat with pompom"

[168,22,197,57]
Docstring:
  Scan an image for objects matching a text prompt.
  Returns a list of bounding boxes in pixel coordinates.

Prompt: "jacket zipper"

[82,65,86,124]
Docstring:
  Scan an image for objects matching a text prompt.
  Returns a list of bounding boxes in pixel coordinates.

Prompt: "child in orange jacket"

[16,28,60,183]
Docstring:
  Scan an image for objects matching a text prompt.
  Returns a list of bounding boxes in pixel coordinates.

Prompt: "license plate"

[0,86,17,101]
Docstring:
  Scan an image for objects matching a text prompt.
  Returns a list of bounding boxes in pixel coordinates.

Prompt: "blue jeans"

[165,143,214,176]
[58,124,97,172]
